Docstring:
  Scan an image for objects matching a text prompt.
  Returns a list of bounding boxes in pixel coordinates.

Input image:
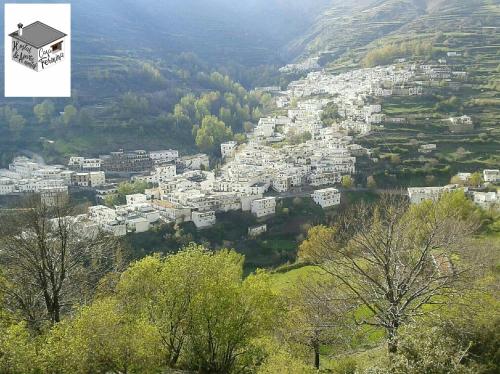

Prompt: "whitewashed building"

[473,192,499,209]
[221,141,237,159]
[312,188,341,208]
[149,149,179,164]
[248,224,267,237]
[251,197,276,218]
[126,193,148,206]
[407,185,458,204]
[192,210,216,228]
[483,170,500,183]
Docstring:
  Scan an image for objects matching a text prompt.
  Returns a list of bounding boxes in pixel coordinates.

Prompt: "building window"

[51,41,62,52]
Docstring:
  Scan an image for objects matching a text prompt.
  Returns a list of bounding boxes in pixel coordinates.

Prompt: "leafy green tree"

[115,246,279,372]
[8,114,26,134]
[257,347,315,374]
[120,92,149,118]
[234,133,246,144]
[33,100,55,123]
[341,175,354,189]
[116,250,201,367]
[42,298,161,374]
[187,266,278,373]
[0,322,39,374]
[195,115,233,154]
[468,172,483,188]
[62,105,78,125]
[105,181,149,206]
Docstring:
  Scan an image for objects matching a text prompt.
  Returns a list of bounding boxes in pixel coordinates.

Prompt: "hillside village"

[1,62,498,238]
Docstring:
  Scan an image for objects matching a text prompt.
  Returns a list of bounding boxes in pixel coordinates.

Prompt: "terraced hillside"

[289,0,499,187]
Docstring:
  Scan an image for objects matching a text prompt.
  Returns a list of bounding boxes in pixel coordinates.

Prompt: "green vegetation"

[362,38,436,67]
[195,115,233,155]
[0,192,497,373]
[0,65,271,166]
[104,181,150,207]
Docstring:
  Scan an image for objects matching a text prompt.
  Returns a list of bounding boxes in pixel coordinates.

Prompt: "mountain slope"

[287,0,499,61]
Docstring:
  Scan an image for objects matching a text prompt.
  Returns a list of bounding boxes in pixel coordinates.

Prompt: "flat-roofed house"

[192,211,216,229]
[251,197,276,218]
[483,169,499,183]
[312,188,341,208]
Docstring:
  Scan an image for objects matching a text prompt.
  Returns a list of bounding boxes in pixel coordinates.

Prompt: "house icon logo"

[10,21,67,72]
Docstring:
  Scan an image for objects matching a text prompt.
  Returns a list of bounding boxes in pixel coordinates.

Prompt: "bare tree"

[299,193,479,354]
[0,195,123,331]
[284,277,355,369]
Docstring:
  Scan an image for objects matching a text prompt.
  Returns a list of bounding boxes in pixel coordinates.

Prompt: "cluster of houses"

[0,156,106,205]
[273,66,412,135]
[408,169,500,209]
[3,59,495,238]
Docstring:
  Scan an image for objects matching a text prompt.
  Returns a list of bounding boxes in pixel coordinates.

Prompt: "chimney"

[17,23,23,36]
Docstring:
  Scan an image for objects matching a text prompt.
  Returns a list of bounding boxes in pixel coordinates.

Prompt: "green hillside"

[289,0,500,185]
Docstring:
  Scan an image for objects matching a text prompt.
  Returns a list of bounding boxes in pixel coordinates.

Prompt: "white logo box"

[4,4,71,97]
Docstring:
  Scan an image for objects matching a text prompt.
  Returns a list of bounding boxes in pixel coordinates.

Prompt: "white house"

[68,157,102,171]
[407,185,458,204]
[221,141,237,159]
[126,193,148,206]
[449,115,473,133]
[248,224,267,237]
[138,206,161,223]
[40,186,69,207]
[0,178,16,195]
[192,210,216,229]
[312,188,341,208]
[473,191,498,209]
[272,175,292,193]
[149,150,179,164]
[103,221,127,237]
[251,197,276,218]
[126,216,150,233]
[10,21,67,72]
[456,172,472,182]
[71,171,105,187]
[483,170,499,183]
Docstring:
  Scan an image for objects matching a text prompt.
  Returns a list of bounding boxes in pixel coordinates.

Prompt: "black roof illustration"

[9,21,66,49]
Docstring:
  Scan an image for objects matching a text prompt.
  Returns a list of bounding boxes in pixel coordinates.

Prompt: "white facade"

[126,193,148,206]
[71,171,105,187]
[104,221,127,237]
[251,197,276,218]
[419,144,437,154]
[473,191,499,209]
[126,217,150,233]
[40,186,69,206]
[68,157,102,171]
[312,188,341,208]
[483,170,499,183]
[149,149,179,163]
[192,210,216,228]
[407,185,458,204]
[221,141,237,159]
[0,179,16,195]
[248,224,267,237]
